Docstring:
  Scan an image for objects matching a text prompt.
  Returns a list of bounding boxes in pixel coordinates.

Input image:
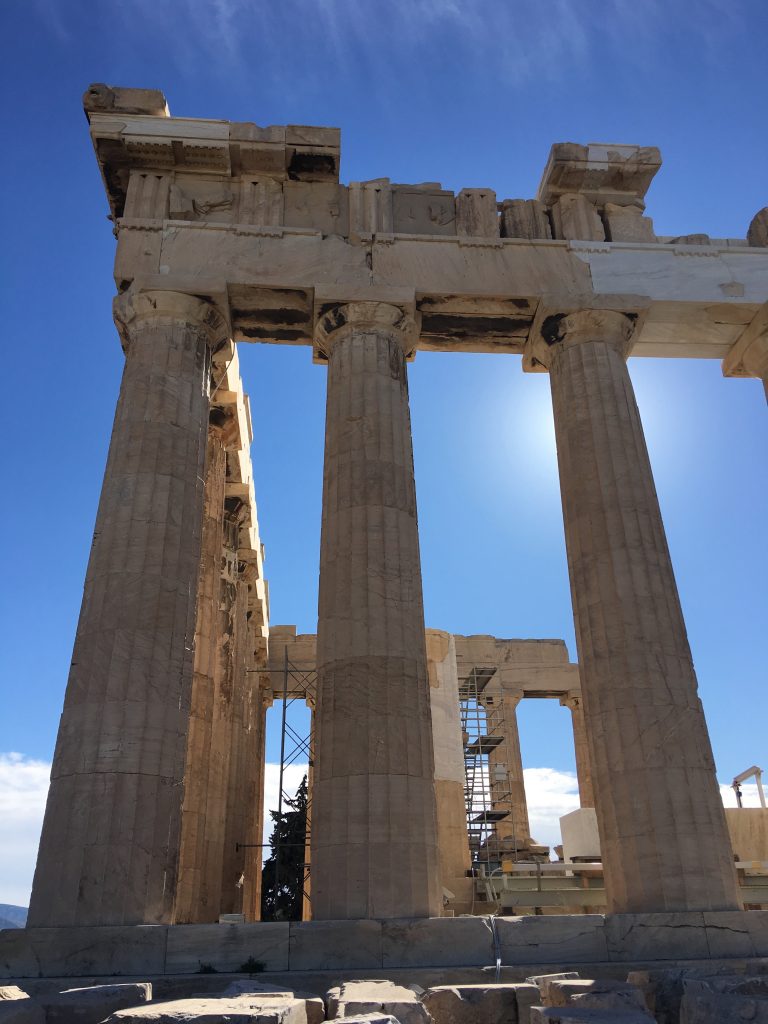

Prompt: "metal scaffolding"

[459,666,519,876]
[268,649,316,916]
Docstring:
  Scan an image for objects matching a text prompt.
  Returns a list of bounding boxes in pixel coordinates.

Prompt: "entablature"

[89,85,768,371]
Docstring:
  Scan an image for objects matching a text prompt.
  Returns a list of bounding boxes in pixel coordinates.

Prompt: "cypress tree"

[261,774,308,920]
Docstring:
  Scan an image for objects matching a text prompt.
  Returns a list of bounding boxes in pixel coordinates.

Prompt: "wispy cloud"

[524,766,580,849]
[34,0,745,92]
[0,753,50,907]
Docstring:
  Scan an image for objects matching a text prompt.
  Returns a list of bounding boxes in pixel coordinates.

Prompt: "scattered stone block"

[422,982,537,1024]
[105,996,307,1024]
[327,981,429,1024]
[40,984,152,1024]
[680,976,768,1023]
[627,966,748,1023]
[514,986,541,1024]
[222,984,324,1024]
[527,975,580,991]
[544,981,644,1010]
[331,1017,399,1024]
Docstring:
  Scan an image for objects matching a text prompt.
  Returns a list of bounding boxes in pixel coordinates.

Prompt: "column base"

[3,911,767,978]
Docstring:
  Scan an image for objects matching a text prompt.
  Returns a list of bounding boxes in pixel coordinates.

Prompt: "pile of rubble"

[3,968,768,1024]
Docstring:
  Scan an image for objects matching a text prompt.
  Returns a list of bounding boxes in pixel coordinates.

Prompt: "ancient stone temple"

[4,85,768,986]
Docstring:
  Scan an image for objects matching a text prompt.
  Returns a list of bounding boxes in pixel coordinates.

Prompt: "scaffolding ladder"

[459,666,520,879]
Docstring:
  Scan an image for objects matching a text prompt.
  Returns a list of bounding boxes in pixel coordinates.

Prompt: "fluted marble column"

[311,302,441,920]
[487,688,531,850]
[175,428,229,923]
[560,692,594,808]
[426,630,472,905]
[538,307,740,913]
[28,291,226,926]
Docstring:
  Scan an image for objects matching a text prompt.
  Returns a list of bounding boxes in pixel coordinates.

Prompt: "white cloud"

[720,781,763,808]
[0,753,50,908]
[35,0,743,89]
[524,766,580,851]
[261,762,309,862]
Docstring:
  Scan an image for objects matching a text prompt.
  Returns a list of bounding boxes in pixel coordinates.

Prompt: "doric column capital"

[113,290,230,351]
[314,301,419,359]
[497,685,525,709]
[559,691,583,711]
[524,295,648,372]
[722,302,768,385]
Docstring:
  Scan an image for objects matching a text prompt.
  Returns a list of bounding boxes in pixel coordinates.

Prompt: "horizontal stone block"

[40,984,152,1024]
[165,923,288,974]
[496,916,608,966]
[0,991,28,1002]
[382,918,494,969]
[603,913,708,962]
[327,981,429,1024]
[0,928,166,980]
[106,996,307,1024]
[422,982,539,1024]
[288,921,382,971]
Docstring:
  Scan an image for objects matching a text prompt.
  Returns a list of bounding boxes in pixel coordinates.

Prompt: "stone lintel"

[524,294,650,372]
[722,301,768,380]
[110,230,768,360]
[498,664,582,698]
[537,142,662,208]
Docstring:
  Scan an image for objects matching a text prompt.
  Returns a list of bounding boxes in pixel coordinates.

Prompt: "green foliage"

[197,963,218,974]
[238,956,266,973]
[261,774,308,921]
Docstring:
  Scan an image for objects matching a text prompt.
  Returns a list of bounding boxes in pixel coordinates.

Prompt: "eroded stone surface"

[543,981,644,1010]
[106,996,308,1024]
[422,983,540,1024]
[327,982,429,1024]
[289,921,382,972]
[41,984,152,1024]
[680,976,768,1023]
[498,917,608,965]
[165,923,289,974]
[382,918,494,969]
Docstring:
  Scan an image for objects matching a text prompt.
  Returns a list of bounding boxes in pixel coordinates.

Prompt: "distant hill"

[0,905,27,928]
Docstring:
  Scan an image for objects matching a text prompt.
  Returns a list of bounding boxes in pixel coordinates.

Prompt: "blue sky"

[0,0,766,904]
